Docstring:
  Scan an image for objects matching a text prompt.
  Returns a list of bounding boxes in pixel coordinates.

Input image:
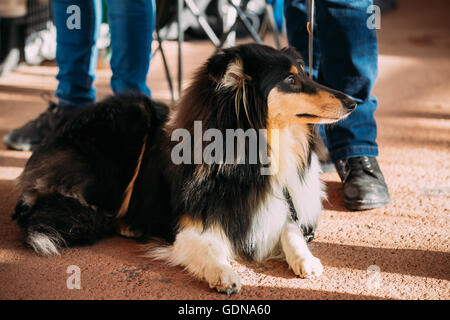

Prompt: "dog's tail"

[13,193,114,256]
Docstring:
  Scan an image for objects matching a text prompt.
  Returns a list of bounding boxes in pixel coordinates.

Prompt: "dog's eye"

[285,75,296,85]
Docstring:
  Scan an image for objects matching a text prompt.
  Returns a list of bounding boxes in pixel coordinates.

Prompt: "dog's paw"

[289,255,323,279]
[205,264,241,295]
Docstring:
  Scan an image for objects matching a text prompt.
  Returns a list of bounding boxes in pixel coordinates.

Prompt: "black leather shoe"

[335,156,390,211]
[2,102,73,151]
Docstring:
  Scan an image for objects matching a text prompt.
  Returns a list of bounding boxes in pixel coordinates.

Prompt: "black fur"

[13,94,168,249]
[13,44,353,259]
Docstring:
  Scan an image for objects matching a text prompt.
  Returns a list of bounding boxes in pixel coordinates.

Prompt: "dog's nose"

[343,99,357,111]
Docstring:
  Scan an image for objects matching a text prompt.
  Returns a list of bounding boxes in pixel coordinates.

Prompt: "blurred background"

[0,0,399,99]
[0,0,449,300]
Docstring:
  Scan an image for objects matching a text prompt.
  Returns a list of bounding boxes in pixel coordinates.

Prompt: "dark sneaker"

[2,102,73,151]
[335,156,390,211]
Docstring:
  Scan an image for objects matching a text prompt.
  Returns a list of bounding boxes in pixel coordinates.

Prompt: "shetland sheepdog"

[12,44,356,294]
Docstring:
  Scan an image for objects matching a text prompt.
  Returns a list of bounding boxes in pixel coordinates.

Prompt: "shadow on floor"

[247,242,450,281]
[378,110,450,120]
[237,284,387,300]
[0,85,53,97]
[323,181,348,212]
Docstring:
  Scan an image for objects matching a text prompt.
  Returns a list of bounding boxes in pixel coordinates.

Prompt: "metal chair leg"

[177,0,184,99]
[264,3,281,49]
[184,0,221,47]
[227,0,263,44]
[308,0,315,79]
[155,30,175,102]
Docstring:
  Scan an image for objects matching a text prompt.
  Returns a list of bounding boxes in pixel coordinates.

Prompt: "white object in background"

[0,48,20,76]
[25,22,57,65]
[97,23,111,50]
[220,0,237,47]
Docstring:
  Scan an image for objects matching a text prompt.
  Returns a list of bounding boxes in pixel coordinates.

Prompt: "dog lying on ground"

[12,44,356,294]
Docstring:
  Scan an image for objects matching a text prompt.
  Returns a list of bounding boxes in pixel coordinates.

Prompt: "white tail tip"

[27,231,64,256]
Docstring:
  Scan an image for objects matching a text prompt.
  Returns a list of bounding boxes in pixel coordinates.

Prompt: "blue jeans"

[52,0,155,107]
[285,0,379,162]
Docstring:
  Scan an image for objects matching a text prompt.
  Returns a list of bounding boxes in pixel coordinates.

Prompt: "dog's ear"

[280,46,304,67]
[207,52,251,90]
[207,50,234,81]
[218,58,252,90]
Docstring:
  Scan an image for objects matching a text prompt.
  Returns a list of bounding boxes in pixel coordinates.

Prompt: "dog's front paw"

[289,255,323,279]
[205,264,241,295]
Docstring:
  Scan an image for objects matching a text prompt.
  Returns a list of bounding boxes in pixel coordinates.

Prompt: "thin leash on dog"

[308,0,315,79]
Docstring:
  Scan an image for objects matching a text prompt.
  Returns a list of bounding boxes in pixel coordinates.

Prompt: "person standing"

[3,0,156,151]
[285,0,390,210]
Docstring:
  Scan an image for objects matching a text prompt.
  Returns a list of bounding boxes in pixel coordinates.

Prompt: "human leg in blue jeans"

[53,0,102,107]
[285,0,390,210]
[3,0,155,149]
[105,0,154,96]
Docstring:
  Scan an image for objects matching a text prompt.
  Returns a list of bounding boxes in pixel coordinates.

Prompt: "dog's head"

[206,44,356,129]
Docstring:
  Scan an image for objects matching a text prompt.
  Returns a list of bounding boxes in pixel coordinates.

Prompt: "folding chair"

[156,0,284,99]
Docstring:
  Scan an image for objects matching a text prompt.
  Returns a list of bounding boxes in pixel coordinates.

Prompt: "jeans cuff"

[328,145,379,163]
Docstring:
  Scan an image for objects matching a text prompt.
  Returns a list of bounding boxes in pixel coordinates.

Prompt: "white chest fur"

[245,126,324,261]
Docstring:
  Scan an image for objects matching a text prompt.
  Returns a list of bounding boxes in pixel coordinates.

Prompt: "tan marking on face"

[267,87,345,127]
[265,86,346,175]
[290,65,299,75]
